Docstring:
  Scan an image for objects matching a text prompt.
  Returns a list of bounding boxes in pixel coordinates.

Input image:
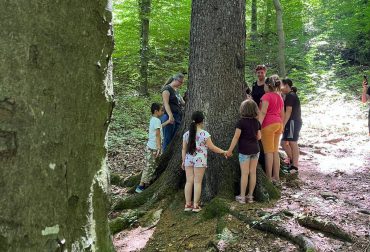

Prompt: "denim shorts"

[239,153,260,163]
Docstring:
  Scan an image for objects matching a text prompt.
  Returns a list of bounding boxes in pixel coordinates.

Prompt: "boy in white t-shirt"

[136,103,169,193]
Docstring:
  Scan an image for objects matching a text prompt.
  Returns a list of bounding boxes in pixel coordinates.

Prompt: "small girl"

[226,99,261,203]
[182,111,226,212]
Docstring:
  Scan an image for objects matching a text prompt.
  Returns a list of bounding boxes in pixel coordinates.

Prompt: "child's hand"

[226,150,233,158]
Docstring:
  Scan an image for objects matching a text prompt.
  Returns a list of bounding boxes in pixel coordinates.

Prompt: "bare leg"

[264,153,273,180]
[289,141,300,168]
[247,158,258,197]
[193,167,206,206]
[281,140,292,161]
[239,160,250,197]
[272,151,280,181]
[184,167,194,205]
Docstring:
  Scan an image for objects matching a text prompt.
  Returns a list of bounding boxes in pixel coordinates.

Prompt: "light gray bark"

[273,0,286,77]
[0,0,114,251]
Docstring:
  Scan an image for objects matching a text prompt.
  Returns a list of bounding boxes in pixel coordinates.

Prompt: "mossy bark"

[0,0,114,251]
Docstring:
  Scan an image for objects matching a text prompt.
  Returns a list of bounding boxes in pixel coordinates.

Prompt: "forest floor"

[108,76,370,251]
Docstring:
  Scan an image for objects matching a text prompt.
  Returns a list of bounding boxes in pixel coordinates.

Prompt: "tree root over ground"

[231,210,316,252]
[297,216,353,242]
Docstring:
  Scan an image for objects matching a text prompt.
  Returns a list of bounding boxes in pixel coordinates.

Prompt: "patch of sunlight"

[317,156,366,175]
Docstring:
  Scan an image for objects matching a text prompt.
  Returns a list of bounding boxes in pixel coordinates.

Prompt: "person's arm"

[179,94,185,106]
[206,137,226,155]
[181,140,187,170]
[226,129,241,157]
[259,100,269,125]
[161,119,171,127]
[155,129,161,157]
[257,130,261,140]
[162,90,174,123]
[283,106,292,127]
[362,81,369,103]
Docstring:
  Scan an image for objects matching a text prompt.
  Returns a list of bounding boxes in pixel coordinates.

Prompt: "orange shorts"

[261,123,283,153]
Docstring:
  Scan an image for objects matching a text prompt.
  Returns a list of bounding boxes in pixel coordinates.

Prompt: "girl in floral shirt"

[182,111,226,212]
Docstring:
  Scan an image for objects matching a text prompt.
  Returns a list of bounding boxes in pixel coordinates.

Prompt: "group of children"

[136,72,302,213]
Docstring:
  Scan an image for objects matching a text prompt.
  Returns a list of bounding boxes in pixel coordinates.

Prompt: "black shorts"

[282,120,302,142]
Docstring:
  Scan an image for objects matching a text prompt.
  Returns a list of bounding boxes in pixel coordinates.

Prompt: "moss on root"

[109,210,145,234]
[202,198,230,220]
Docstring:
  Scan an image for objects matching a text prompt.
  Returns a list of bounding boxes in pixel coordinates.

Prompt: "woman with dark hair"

[161,73,186,150]
[281,79,302,174]
[182,111,226,212]
[251,65,267,106]
[258,75,284,184]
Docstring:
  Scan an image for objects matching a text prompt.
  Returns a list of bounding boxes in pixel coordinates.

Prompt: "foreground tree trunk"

[139,0,151,96]
[0,1,114,251]
[115,0,279,211]
[273,0,286,77]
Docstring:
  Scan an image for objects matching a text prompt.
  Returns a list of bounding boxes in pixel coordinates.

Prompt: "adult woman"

[281,79,302,173]
[258,75,284,183]
[362,77,370,136]
[161,73,185,150]
[251,65,267,106]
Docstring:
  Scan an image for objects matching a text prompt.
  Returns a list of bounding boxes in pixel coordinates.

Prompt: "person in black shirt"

[361,77,370,136]
[281,79,302,173]
[226,99,261,204]
[251,64,267,106]
[161,73,185,150]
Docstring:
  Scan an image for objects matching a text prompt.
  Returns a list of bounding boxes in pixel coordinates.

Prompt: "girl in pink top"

[258,75,284,184]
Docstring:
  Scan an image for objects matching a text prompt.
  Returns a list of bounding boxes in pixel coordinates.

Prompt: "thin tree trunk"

[273,0,286,77]
[139,0,151,96]
[251,0,258,42]
[264,0,273,42]
[0,1,114,251]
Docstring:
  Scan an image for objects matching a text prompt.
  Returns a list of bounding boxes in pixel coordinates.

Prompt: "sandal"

[184,202,193,212]
[192,204,202,213]
[235,195,246,204]
[246,195,254,203]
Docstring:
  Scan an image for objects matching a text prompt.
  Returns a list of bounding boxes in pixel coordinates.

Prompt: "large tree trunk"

[0,1,114,251]
[115,0,279,211]
[139,0,151,96]
[273,0,286,77]
[251,0,258,42]
[188,0,246,201]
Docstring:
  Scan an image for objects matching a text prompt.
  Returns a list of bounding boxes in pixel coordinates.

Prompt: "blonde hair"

[265,74,281,92]
[239,99,259,118]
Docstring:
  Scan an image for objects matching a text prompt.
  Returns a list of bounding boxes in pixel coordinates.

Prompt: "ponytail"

[187,111,205,155]
[187,122,197,155]
[291,86,298,93]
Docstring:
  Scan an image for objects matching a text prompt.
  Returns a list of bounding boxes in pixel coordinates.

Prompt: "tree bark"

[0,0,114,251]
[263,0,273,42]
[251,0,258,42]
[139,0,151,96]
[273,0,286,77]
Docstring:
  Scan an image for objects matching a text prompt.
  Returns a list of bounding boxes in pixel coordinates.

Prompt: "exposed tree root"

[109,210,146,234]
[230,210,316,252]
[297,216,353,242]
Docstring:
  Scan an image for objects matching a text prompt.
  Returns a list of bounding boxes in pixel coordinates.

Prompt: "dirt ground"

[109,85,370,251]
